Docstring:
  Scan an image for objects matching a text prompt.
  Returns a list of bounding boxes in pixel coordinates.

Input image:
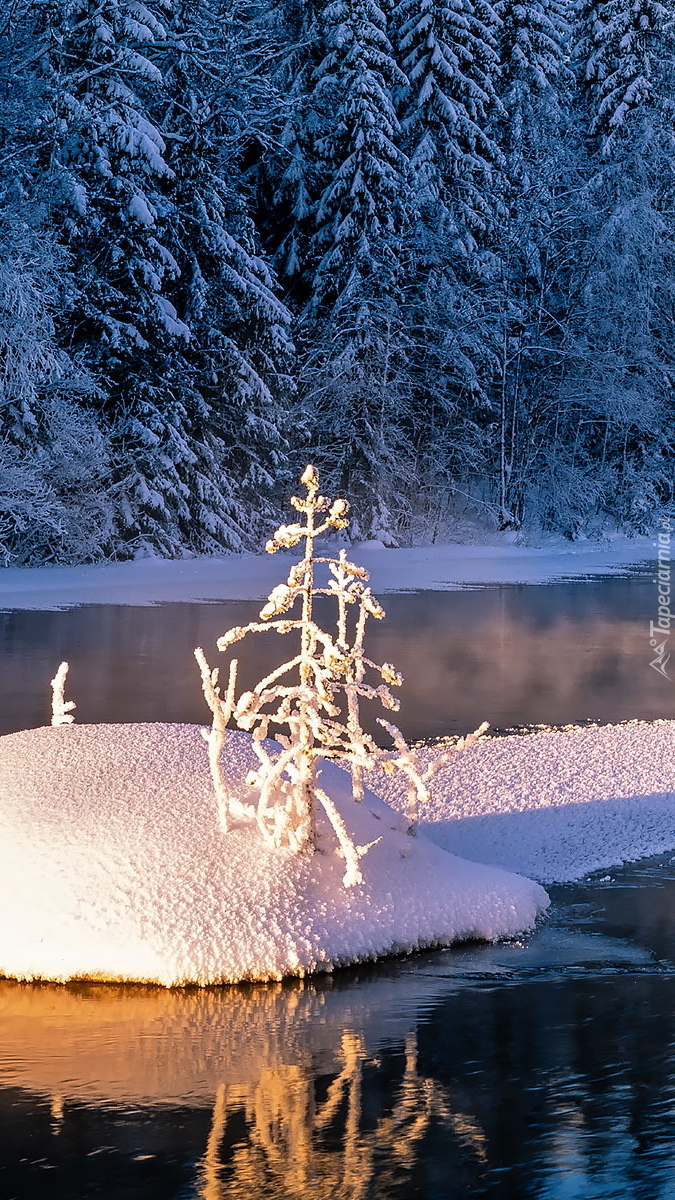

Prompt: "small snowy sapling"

[50,661,76,726]
[196,466,487,885]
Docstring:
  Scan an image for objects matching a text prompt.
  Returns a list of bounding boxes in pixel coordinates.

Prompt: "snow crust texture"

[0,724,546,987]
[377,722,675,884]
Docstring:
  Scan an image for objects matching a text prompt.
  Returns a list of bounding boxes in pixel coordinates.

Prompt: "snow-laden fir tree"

[0,1,114,563]
[305,0,412,314]
[296,0,415,540]
[147,0,296,546]
[487,0,573,528]
[27,0,294,554]
[495,0,569,165]
[257,0,325,293]
[29,0,200,554]
[0,212,114,563]
[394,0,503,239]
[389,0,505,529]
[196,466,487,885]
[564,0,675,530]
[576,0,667,156]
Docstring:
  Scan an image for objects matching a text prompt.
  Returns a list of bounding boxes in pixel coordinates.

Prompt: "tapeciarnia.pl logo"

[650,519,672,680]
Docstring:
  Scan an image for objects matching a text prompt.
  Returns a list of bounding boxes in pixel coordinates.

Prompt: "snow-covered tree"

[308,1,409,312]
[394,0,503,239]
[27,0,198,553]
[385,0,504,527]
[257,0,324,291]
[196,465,487,883]
[562,0,675,531]
[22,0,298,554]
[35,0,181,353]
[495,0,569,163]
[0,17,114,566]
[486,0,572,527]
[297,0,415,538]
[149,0,296,544]
[576,0,667,156]
[0,225,114,564]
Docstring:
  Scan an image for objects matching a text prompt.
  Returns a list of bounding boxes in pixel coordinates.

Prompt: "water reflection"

[1,575,673,740]
[195,1030,481,1200]
[3,920,675,1199]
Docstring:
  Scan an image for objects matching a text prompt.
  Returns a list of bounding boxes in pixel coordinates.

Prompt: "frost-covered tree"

[297,0,415,538]
[562,0,675,530]
[577,0,667,156]
[148,0,296,544]
[495,0,569,164]
[388,0,505,526]
[0,14,113,565]
[20,0,298,554]
[27,0,201,554]
[34,0,183,356]
[257,0,324,292]
[486,0,572,527]
[0,213,113,564]
[196,465,487,883]
[394,0,503,238]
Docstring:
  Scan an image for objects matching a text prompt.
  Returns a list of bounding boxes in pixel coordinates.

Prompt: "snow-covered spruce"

[0,723,547,986]
[195,466,488,885]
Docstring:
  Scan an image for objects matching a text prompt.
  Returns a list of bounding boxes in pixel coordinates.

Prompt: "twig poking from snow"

[194,648,239,832]
[50,662,76,726]
[315,786,379,887]
[377,719,490,833]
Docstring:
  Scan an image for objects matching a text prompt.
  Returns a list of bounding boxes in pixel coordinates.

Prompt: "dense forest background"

[0,0,673,563]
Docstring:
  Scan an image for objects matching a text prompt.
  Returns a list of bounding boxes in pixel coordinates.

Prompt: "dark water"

[1,572,673,740]
[3,858,675,1199]
[2,572,675,1198]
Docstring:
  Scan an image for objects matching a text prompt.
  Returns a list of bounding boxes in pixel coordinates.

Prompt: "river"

[0,571,670,738]
[1,569,675,1198]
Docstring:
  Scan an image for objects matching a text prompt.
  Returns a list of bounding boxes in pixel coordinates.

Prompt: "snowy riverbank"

[1,718,674,986]
[378,720,675,884]
[0,723,547,986]
[0,533,654,609]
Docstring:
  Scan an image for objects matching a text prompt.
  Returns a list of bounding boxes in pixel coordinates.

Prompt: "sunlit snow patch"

[0,723,547,986]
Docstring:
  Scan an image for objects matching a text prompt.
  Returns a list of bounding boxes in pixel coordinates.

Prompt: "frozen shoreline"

[377,720,675,884]
[1,718,674,985]
[0,534,655,609]
[0,723,547,986]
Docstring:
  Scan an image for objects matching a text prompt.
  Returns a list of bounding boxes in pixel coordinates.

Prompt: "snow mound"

[377,721,675,884]
[0,724,547,986]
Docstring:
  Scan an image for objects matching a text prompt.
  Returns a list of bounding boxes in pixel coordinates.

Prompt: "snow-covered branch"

[50,661,76,727]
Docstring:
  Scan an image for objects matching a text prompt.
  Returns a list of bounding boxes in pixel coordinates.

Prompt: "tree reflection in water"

[4,954,675,1198]
[196,1031,486,1200]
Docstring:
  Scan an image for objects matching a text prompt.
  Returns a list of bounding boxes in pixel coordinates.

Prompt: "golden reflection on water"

[6,954,675,1197]
[0,977,486,1198]
[194,1031,485,1200]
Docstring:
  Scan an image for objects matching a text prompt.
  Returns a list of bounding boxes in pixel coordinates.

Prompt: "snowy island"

[0,722,548,986]
[0,470,671,987]
[2,717,675,987]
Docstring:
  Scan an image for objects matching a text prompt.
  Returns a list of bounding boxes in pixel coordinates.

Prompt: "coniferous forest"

[0,0,673,563]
